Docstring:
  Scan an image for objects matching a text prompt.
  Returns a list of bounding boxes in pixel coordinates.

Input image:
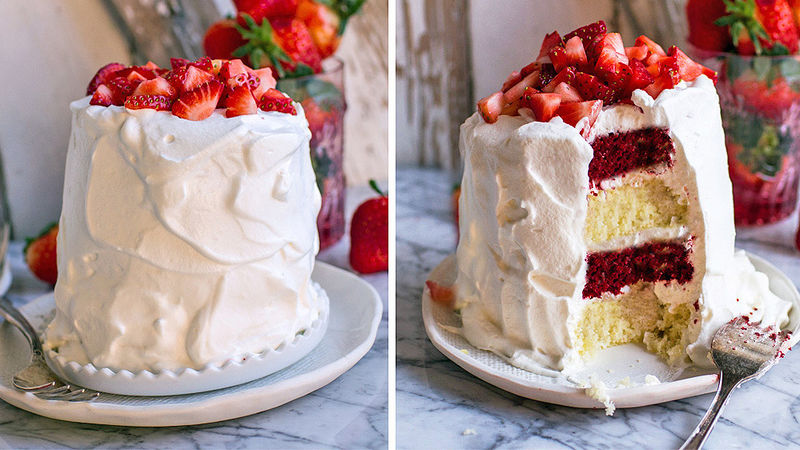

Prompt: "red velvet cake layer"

[582,241,693,299]
[588,128,675,185]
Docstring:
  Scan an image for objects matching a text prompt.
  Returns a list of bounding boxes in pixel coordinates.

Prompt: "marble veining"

[397,167,800,450]
[0,186,387,449]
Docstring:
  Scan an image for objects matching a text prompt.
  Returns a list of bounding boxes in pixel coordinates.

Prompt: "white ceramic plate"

[423,252,800,410]
[43,284,330,396]
[0,261,382,426]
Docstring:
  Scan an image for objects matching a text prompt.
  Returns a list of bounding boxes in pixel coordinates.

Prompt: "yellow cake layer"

[584,178,687,244]
[573,284,693,364]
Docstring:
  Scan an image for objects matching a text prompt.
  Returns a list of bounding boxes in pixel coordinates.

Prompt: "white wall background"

[0,0,387,238]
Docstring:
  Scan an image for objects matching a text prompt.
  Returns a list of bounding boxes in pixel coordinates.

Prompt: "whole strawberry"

[717,0,800,54]
[25,223,58,285]
[349,180,388,274]
[686,0,732,51]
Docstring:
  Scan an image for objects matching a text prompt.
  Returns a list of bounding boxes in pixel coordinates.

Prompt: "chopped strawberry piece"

[86,62,125,95]
[477,91,505,124]
[549,44,569,71]
[599,33,627,60]
[502,71,523,92]
[522,91,562,122]
[553,82,583,103]
[126,71,148,84]
[170,58,190,70]
[644,73,676,99]
[564,36,588,67]
[503,71,540,103]
[165,65,216,93]
[585,33,606,62]
[701,66,718,84]
[90,84,113,106]
[191,57,214,73]
[635,35,666,56]
[251,68,277,99]
[537,31,563,60]
[543,67,576,92]
[646,62,661,78]
[124,94,173,111]
[563,20,607,46]
[658,57,681,84]
[535,64,557,89]
[221,59,249,84]
[171,80,223,121]
[556,100,602,135]
[426,280,455,305]
[143,61,161,71]
[132,77,177,99]
[624,59,655,95]
[667,46,713,83]
[107,76,137,105]
[501,99,521,116]
[573,72,613,104]
[625,45,648,61]
[259,88,297,115]
[224,85,258,117]
[521,61,543,77]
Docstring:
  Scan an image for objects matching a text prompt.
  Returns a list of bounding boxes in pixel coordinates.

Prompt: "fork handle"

[680,372,742,450]
[0,295,43,355]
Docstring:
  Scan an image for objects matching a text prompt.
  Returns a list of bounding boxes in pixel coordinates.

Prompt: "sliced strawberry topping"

[426,280,455,305]
[126,71,148,84]
[503,71,540,103]
[172,80,224,121]
[477,91,505,124]
[543,67,576,92]
[538,31,563,60]
[522,91,562,122]
[535,64,557,89]
[644,72,677,99]
[624,59,655,95]
[170,58,191,70]
[521,61,544,78]
[573,72,613,105]
[224,85,258,117]
[86,62,125,95]
[501,71,523,92]
[625,45,648,61]
[564,36,588,68]
[124,94,173,111]
[165,65,216,93]
[556,100,602,134]
[635,35,666,56]
[563,20,607,46]
[549,44,569,72]
[553,82,583,103]
[258,88,297,115]
[667,46,715,83]
[132,77,177,99]
[191,56,214,73]
[106,76,137,105]
[90,84,114,106]
[251,68,277,99]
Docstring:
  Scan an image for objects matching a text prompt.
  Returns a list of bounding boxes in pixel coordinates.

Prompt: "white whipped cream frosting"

[44,97,322,372]
[455,76,791,375]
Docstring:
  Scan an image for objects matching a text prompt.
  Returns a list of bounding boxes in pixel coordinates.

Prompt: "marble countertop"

[0,185,387,449]
[397,167,800,450]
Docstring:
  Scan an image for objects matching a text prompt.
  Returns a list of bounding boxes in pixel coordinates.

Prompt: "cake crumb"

[616,376,632,388]
[585,375,616,416]
[644,375,661,385]
[462,429,477,436]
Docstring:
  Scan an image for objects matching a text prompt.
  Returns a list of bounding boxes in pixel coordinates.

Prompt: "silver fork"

[0,295,99,402]
[680,316,791,450]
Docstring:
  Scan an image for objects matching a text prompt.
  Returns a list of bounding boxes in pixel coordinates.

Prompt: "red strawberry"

[258,88,297,114]
[170,57,191,70]
[25,223,58,285]
[556,100,602,134]
[534,64,557,89]
[553,82,583,103]
[220,59,253,89]
[718,0,799,54]
[501,71,523,92]
[132,76,177,99]
[252,68,277,98]
[686,0,731,51]
[503,70,540,103]
[477,91,504,123]
[543,66,576,92]
[644,72,677,99]
[269,17,323,73]
[124,95,173,111]
[522,91,561,121]
[624,59,655,95]
[573,72,613,104]
[563,20,607,47]
[225,85,258,117]
[106,76,137,105]
[564,36,588,67]
[203,19,249,61]
[595,33,629,78]
[90,84,114,106]
[667,46,716,82]
[172,80,223,121]
[86,62,125,95]
[126,71,148,84]
[349,180,388,274]
[538,31,563,60]
[296,0,342,58]
[165,65,216,93]
[426,280,455,305]
[234,0,299,23]
[625,45,648,61]
[635,35,667,56]
[549,45,569,71]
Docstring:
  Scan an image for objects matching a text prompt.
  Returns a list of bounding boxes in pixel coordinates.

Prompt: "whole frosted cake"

[452,22,792,375]
[44,57,323,372]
